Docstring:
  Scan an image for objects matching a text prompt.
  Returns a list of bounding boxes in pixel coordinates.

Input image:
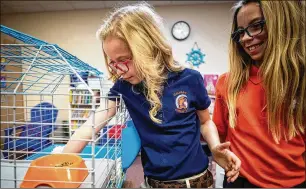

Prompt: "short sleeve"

[193,71,211,110]
[212,73,229,142]
[108,80,121,101]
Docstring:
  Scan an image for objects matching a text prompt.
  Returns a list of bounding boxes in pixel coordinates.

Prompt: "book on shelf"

[70,120,87,130]
[69,88,101,133]
[70,89,100,104]
[71,109,91,119]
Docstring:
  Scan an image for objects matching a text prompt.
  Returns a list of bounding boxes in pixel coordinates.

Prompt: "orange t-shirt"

[213,66,305,188]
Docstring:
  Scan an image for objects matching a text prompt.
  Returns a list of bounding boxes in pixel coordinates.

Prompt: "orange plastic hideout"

[20,154,89,188]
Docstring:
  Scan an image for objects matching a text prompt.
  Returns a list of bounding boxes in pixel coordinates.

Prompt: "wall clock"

[171,21,190,41]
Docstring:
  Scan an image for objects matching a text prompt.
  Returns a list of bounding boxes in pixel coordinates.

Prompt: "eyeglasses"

[108,58,131,74]
[231,20,266,43]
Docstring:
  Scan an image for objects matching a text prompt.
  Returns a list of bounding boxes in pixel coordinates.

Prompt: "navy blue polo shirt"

[108,68,211,180]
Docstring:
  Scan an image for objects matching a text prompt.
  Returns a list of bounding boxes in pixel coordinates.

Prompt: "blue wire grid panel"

[0,25,128,188]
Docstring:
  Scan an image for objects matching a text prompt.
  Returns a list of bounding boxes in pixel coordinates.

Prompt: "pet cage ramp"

[0,25,128,188]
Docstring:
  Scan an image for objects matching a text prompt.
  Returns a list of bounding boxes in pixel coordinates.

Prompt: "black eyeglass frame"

[231,20,266,43]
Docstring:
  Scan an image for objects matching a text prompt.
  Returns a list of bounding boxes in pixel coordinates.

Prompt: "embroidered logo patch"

[174,91,188,113]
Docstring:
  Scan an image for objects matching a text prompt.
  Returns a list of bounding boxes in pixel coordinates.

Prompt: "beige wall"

[1,2,234,74]
[158,3,234,74]
[1,2,234,122]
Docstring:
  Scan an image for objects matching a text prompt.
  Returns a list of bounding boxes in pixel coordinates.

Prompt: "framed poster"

[203,74,219,96]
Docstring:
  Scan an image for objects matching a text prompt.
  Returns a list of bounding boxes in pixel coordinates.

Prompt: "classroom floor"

[125,156,144,188]
[124,156,217,188]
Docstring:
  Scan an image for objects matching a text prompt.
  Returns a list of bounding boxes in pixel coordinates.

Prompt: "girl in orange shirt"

[213,0,305,188]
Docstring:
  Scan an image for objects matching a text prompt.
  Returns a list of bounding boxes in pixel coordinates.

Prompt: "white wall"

[1,2,234,121]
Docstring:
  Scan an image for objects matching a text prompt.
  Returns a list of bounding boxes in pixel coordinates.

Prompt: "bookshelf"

[68,88,101,135]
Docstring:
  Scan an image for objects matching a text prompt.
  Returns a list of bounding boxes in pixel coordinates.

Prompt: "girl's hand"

[211,141,241,182]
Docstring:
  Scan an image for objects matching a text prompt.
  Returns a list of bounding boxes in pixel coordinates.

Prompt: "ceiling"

[1,1,232,15]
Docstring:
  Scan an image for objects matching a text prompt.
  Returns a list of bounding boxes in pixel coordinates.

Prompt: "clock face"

[171,21,190,41]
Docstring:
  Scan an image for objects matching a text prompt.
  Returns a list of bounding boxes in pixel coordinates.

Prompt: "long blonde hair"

[227,0,305,143]
[97,2,183,123]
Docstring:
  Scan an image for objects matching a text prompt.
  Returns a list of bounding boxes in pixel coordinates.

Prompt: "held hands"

[211,141,241,183]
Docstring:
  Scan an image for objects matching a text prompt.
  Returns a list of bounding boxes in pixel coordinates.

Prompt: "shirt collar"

[249,65,262,85]
[250,65,260,76]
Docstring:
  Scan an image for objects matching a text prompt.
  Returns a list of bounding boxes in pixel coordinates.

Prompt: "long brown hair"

[227,0,305,143]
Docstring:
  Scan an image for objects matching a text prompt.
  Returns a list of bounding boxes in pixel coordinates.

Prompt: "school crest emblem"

[174,91,188,113]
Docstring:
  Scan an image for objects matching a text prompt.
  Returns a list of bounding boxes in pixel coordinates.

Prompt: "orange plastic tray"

[20,154,88,188]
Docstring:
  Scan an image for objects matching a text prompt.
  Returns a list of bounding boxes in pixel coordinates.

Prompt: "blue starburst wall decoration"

[186,42,205,68]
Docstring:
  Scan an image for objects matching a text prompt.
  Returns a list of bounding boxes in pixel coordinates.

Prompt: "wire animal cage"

[0,25,129,188]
